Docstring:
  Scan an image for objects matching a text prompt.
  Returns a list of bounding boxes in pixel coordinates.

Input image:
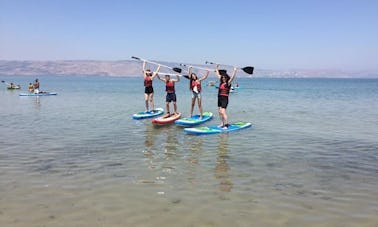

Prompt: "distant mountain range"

[0,60,376,78]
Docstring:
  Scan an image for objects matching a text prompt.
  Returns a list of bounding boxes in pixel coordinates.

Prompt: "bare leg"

[198,97,203,119]
[165,102,170,117]
[173,101,177,115]
[190,97,195,117]
[150,93,154,111]
[222,108,228,126]
[218,107,224,126]
[144,93,149,112]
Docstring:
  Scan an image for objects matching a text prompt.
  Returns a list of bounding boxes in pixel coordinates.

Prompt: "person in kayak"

[188,66,209,119]
[142,61,160,112]
[157,74,180,117]
[216,65,237,129]
[33,79,40,94]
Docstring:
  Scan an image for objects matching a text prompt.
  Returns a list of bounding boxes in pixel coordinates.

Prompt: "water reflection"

[215,134,233,192]
[143,123,155,156]
[141,124,179,185]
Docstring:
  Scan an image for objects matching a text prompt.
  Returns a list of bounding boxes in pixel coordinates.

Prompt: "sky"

[1,0,377,71]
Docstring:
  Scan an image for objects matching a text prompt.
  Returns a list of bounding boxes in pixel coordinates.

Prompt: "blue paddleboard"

[132,108,164,120]
[19,92,57,96]
[175,112,213,126]
[184,121,252,135]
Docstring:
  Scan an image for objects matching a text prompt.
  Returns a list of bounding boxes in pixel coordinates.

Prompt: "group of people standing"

[28,79,40,93]
[141,61,237,129]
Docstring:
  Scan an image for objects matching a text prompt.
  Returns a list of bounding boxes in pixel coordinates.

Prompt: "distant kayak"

[184,121,252,135]
[152,112,182,125]
[7,86,21,90]
[175,112,213,126]
[19,92,57,96]
[132,108,164,120]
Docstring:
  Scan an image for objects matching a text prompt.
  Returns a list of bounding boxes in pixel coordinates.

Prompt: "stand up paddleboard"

[184,121,252,135]
[175,112,213,126]
[152,112,182,125]
[132,108,164,120]
[19,92,57,96]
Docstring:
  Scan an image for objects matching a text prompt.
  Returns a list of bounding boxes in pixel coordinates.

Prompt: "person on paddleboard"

[216,65,237,129]
[142,61,160,112]
[188,66,209,119]
[33,79,40,94]
[157,74,180,117]
[28,83,34,92]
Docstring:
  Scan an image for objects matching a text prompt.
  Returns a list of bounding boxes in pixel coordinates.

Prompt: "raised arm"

[151,64,161,79]
[215,64,221,80]
[188,66,192,79]
[171,75,180,82]
[156,74,165,82]
[199,70,209,82]
[228,67,238,85]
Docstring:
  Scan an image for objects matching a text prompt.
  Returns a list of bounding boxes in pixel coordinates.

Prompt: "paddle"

[179,63,214,72]
[155,72,188,77]
[179,63,214,80]
[131,56,182,73]
[205,61,254,75]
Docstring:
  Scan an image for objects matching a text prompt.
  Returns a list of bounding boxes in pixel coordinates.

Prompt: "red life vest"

[191,80,201,92]
[218,82,230,96]
[144,76,152,87]
[166,80,175,93]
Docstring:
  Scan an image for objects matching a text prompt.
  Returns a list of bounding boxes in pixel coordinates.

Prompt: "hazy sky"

[1,0,377,70]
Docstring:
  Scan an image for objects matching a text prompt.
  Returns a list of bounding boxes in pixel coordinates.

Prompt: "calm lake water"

[0,75,377,227]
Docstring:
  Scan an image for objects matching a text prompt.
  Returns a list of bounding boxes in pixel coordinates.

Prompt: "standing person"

[33,79,40,94]
[188,66,209,119]
[156,74,180,117]
[142,61,160,112]
[216,65,237,129]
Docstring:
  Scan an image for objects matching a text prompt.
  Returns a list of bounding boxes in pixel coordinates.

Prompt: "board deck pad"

[175,112,213,126]
[152,112,182,125]
[184,121,252,135]
[132,108,164,120]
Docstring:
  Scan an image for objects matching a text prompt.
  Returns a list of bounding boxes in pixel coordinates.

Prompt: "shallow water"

[0,75,377,226]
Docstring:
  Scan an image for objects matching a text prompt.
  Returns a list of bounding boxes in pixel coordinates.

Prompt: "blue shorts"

[192,91,201,99]
[166,93,177,102]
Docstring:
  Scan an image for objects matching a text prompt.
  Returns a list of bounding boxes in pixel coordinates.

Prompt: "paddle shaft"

[132,56,181,73]
[180,63,214,72]
[206,61,254,74]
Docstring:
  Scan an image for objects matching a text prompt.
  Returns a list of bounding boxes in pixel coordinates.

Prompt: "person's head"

[145,69,153,76]
[190,73,198,80]
[220,70,229,83]
[35,79,39,82]
[165,74,170,81]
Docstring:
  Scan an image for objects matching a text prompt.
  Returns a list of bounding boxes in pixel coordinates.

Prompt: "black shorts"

[145,86,154,94]
[166,93,177,102]
[218,95,229,108]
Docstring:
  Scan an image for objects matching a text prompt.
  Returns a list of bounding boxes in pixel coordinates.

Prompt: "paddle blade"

[172,67,182,73]
[242,66,254,74]
[183,75,190,80]
[131,56,141,60]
